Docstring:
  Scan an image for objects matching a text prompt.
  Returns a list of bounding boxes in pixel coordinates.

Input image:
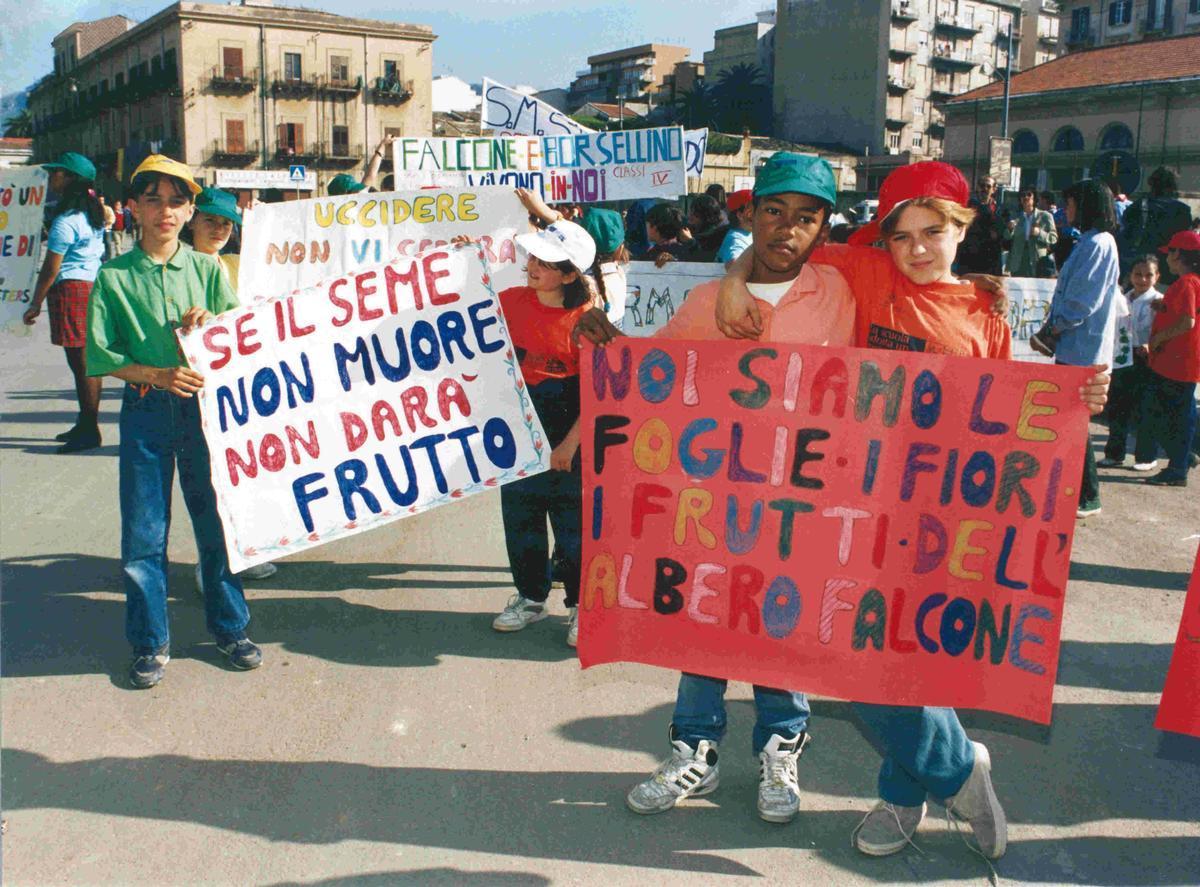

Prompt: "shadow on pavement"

[0,553,586,679]
[270,872,551,886]
[3,744,1198,883]
[1068,561,1191,591]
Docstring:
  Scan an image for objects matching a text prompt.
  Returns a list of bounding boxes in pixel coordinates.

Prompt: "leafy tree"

[3,109,32,138]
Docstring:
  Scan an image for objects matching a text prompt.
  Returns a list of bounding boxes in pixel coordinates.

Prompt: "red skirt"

[48,279,93,348]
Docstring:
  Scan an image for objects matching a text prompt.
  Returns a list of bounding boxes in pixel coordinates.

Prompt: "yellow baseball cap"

[130,154,202,195]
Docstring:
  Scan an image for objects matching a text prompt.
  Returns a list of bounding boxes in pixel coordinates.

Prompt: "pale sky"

[0,0,773,98]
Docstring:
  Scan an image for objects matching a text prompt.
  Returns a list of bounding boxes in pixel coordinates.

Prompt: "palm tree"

[3,108,32,138]
[674,83,716,130]
[712,63,771,134]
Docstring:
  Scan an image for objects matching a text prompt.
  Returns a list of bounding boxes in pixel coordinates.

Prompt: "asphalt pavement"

[2,333,1198,886]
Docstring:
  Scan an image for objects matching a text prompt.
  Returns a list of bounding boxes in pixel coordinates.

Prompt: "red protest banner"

[1155,545,1200,737]
[577,339,1092,724]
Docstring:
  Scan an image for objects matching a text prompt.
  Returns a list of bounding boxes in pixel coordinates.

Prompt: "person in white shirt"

[1100,254,1164,468]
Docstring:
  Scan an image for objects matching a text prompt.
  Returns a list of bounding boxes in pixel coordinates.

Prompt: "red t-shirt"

[499,286,587,387]
[1150,273,1200,383]
[812,244,1013,359]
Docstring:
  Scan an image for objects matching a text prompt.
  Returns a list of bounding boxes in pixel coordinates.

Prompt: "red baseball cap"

[727,189,753,213]
[1159,230,1200,253]
[849,161,971,246]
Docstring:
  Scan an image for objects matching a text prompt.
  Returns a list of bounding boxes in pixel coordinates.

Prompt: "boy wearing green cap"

[86,156,262,689]
[576,153,855,825]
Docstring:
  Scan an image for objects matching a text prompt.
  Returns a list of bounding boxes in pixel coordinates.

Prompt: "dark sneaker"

[217,638,263,670]
[1146,471,1188,487]
[57,429,101,454]
[1096,456,1125,468]
[129,648,170,689]
[54,425,81,442]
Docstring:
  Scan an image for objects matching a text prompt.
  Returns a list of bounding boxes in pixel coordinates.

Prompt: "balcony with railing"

[317,74,363,97]
[320,141,363,165]
[371,77,413,105]
[929,80,956,101]
[934,14,981,36]
[889,35,917,57]
[208,65,257,94]
[887,75,915,93]
[274,141,319,164]
[891,2,918,23]
[931,47,978,70]
[1037,27,1059,45]
[271,72,317,98]
[209,138,259,165]
[1041,1,1061,13]
[885,111,909,130]
[927,108,945,132]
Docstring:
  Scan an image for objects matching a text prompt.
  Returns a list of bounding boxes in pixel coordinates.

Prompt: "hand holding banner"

[180,246,548,572]
[578,338,1092,723]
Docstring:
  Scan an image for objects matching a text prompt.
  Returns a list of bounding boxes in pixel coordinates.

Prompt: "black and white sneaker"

[129,647,170,689]
[626,729,719,814]
[217,638,263,670]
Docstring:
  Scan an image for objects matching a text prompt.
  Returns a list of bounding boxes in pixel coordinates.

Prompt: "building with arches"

[943,32,1199,195]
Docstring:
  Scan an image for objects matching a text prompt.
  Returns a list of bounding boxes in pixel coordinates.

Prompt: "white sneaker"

[757,731,809,822]
[566,607,579,647]
[240,562,278,580]
[1131,461,1158,472]
[492,594,548,632]
[626,732,719,815]
[946,741,1008,860]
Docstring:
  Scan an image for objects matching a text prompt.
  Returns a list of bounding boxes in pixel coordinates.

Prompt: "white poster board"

[180,245,549,572]
[238,186,528,300]
[392,128,688,203]
[481,77,708,178]
[0,167,48,334]
[1005,277,1056,364]
[622,261,723,337]
[215,169,318,191]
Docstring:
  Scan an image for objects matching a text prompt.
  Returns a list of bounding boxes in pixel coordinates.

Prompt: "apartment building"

[29,1,434,193]
[703,11,777,83]
[1059,0,1200,49]
[773,0,1030,162]
[567,44,692,108]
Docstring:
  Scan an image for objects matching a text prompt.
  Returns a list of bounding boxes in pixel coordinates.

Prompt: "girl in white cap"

[487,200,599,646]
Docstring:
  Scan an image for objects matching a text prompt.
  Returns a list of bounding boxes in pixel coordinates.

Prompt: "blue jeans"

[500,468,581,608]
[852,704,975,807]
[1141,371,1197,478]
[673,673,810,755]
[120,384,249,654]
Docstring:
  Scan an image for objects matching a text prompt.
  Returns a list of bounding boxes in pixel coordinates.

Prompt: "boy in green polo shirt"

[87,155,262,688]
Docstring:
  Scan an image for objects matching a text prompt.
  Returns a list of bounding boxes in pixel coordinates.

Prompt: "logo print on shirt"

[867,323,928,352]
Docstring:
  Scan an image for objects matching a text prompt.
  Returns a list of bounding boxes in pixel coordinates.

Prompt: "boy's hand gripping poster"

[578,338,1093,724]
[180,246,548,573]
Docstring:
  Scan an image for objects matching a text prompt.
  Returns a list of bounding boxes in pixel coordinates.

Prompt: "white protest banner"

[1005,277,1056,364]
[684,129,707,178]
[180,245,549,573]
[480,78,707,178]
[215,169,317,191]
[0,167,48,334]
[238,186,528,300]
[482,78,586,137]
[392,128,688,203]
[622,260,722,337]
